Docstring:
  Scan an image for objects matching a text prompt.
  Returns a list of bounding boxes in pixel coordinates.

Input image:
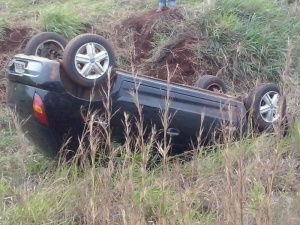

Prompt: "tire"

[194,75,227,93]
[244,83,286,132]
[24,32,68,60]
[62,34,116,87]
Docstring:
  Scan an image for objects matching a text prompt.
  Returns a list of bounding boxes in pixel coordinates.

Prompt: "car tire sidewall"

[62,34,116,88]
[245,83,286,132]
[194,75,227,93]
[24,32,68,57]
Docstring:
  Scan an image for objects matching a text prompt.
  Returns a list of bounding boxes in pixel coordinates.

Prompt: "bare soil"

[118,9,215,85]
[0,27,31,54]
[0,27,31,103]
[147,38,201,85]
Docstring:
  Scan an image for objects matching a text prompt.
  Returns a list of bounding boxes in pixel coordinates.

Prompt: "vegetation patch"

[39,4,85,39]
[0,20,8,44]
[203,0,300,81]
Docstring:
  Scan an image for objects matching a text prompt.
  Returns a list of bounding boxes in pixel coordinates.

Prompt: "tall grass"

[39,4,85,39]
[202,0,300,81]
[1,103,300,224]
[0,20,8,43]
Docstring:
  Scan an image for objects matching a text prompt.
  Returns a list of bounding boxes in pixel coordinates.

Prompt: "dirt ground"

[0,27,31,72]
[0,27,32,103]
[118,9,214,85]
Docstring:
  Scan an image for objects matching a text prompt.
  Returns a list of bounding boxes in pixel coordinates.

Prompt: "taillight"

[33,93,49,126]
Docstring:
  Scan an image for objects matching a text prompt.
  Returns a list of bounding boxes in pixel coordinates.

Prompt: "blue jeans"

[159,0,176,8]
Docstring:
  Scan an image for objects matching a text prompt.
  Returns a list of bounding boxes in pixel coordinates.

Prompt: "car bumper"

[6,81,84,159]
[22,120,61,158]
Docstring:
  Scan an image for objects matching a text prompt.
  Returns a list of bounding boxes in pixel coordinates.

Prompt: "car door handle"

[167,128,180,137]
[93,119,108,127]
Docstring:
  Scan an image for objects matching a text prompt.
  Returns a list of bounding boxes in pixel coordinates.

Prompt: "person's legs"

[159,0,167,8]
[157,0,167,12]
[168,0,176,7]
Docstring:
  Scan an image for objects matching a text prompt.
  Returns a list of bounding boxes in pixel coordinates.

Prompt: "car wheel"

[24,32,68,60]
[62,34,116,87]
[244,83,286,132]
[194,75,227,93]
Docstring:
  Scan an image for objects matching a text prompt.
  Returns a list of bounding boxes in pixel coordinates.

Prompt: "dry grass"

[1,57,300,224]
[0,118,300,224]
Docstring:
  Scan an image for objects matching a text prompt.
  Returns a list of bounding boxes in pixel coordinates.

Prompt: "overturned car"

[6,33,286,158]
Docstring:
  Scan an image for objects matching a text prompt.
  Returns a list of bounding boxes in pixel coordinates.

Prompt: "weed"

[0,20,8,43]
[202,0,300,82]
[39,4,84,39]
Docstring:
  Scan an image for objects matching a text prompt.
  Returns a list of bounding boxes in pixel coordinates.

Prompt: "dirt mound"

[148,38,200,85]
[0,27,31,55]
[0,27,31,103]
[117,9,214,85]
[0,27,32,73]
[120,9,184,63]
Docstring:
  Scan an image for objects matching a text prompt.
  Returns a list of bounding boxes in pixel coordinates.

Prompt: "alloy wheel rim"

[74,42,109,80]
[259,91,280,123]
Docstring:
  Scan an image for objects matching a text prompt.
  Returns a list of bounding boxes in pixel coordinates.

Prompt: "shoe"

[156,7,163,12]
[156,6,168,13]
[156,7,166,13]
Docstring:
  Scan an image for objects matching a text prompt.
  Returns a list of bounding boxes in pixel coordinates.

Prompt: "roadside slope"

[1,0,300,224]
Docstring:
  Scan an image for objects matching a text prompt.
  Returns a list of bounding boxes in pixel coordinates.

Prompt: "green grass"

[38,4,85,39]
[0,20,8,43]
[203,0,300,81]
